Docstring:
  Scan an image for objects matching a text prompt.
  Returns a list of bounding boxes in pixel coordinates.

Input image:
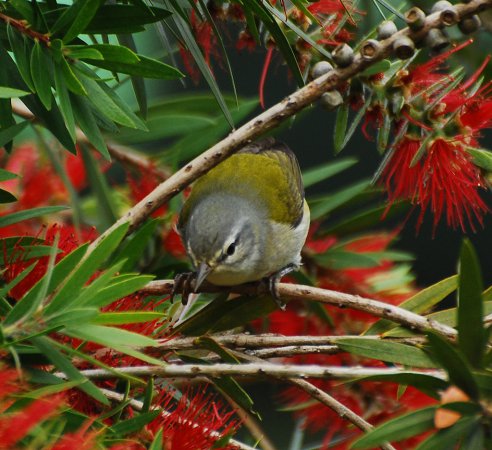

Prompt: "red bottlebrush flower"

[308,0,350,16]
[147,388,239,450]
[163,225,187,258]
[127,170,167,218]
[0,369,20,402]
[3,224,94,300]
[51,421,99,450]
[380,136,489,232]
[0,394,64,448]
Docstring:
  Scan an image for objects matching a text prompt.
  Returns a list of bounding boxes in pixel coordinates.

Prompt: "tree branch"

[57,364,446,380]
[143,279,457,338]
[85,0,492,248]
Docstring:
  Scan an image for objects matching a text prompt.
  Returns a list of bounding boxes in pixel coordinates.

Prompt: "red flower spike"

[0,394,64,447]
[259,46,274,109]
[380,136,489,232]
[148,388,240,450]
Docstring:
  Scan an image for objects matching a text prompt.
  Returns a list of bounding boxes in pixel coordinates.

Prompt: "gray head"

[181,193,266,286]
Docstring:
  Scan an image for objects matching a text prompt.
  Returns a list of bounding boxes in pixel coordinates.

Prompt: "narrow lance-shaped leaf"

[30,41,53,110]
[457,239,485,368]
[7,23,35,92]
[351,406,438,449]
[334,103,349,154]
[426,331,479,400]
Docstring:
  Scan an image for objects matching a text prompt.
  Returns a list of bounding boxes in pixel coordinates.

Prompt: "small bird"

[176,139,310,308]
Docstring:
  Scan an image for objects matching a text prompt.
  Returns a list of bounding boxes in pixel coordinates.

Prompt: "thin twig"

[143,279,457,339]
[99,388,257,450]
[57,364,446,380]
[156,334,426,350]
[84,0,492,248]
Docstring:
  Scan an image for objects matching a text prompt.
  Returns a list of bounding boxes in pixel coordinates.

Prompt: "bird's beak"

[194,262,212,292]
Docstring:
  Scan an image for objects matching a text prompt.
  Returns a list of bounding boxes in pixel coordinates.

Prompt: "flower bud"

[332,43,354,67]
[425,28,450,53]
[405,7,426,30]
[311,60,333,79]
[458,15,482,34]
[377,20,398,40]
[360,39,381,61]
[393,36,415,59]
[320,90,343,110]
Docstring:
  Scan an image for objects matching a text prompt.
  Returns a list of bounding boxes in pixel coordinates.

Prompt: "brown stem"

[0,12,50,45]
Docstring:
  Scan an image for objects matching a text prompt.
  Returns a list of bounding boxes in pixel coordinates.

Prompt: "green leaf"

[44,223,129,315]
[46,308,99,328]
[7,23,34,92]
[31,336,109,405]
[0,206,68,228]
[60,58,87,95]
[112,219,160,272]
[57,0,105,43]
[64,324,156,348]
[458,240,485,368]
[0,189,17,202]
[0,87,30,98]
[80,144,117,228]
[80,274,154,308]
[415,416,479,450]
[30,41,53,110]
[53,61,76,141]
[75,77,133,128]
[83,5,171,34]
[110,411,160,436]
[70,94,109,159]
[302,158,357,188]
[336,338,437,368]
[361,59,392,77]
[351,372,447,394]
[149,429,163,450]
[334,103,349,154]
[309,180,370,220]
[466,147,492,171]
[68,44,139,64]
[351,406,438,449]
[84,53,183,79]
[21,94,76,153]
[366,275,458,336]
[165,0,234,127]
[5,234,60,326]
[426,332,479,400]
[92,312,165,325]
[341,95,373,150]
[0,121,29,148]
[0,168,19,181]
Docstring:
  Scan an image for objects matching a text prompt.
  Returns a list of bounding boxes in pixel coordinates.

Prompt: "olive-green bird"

[177,139,310,306]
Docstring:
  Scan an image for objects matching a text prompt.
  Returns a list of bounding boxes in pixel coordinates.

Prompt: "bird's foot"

[170,272,196,305]
[265,263,298,311]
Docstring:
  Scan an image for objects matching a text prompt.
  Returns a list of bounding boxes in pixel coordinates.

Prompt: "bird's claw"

[170,272,196,305]
[266,263,298,311]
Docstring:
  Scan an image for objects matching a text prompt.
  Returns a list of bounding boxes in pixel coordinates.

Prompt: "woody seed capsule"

[431,0,459,26]
[311,60,333,79]
[393,36,415,59]
[377,20,398,40]
[320,91,344,110]
[332,43,354,67]
[360,39,381,61]
[431,1,453,12]
[405,7,426,30]
[425,28,450,52]
[458,15,481,34]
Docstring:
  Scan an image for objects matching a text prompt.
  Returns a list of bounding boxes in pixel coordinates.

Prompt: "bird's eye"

[226,242,236,256]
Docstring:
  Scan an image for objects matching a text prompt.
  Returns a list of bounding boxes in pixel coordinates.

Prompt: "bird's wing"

[239,139,305,227]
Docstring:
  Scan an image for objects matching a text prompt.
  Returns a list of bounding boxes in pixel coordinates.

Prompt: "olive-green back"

[179,141,304,229]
